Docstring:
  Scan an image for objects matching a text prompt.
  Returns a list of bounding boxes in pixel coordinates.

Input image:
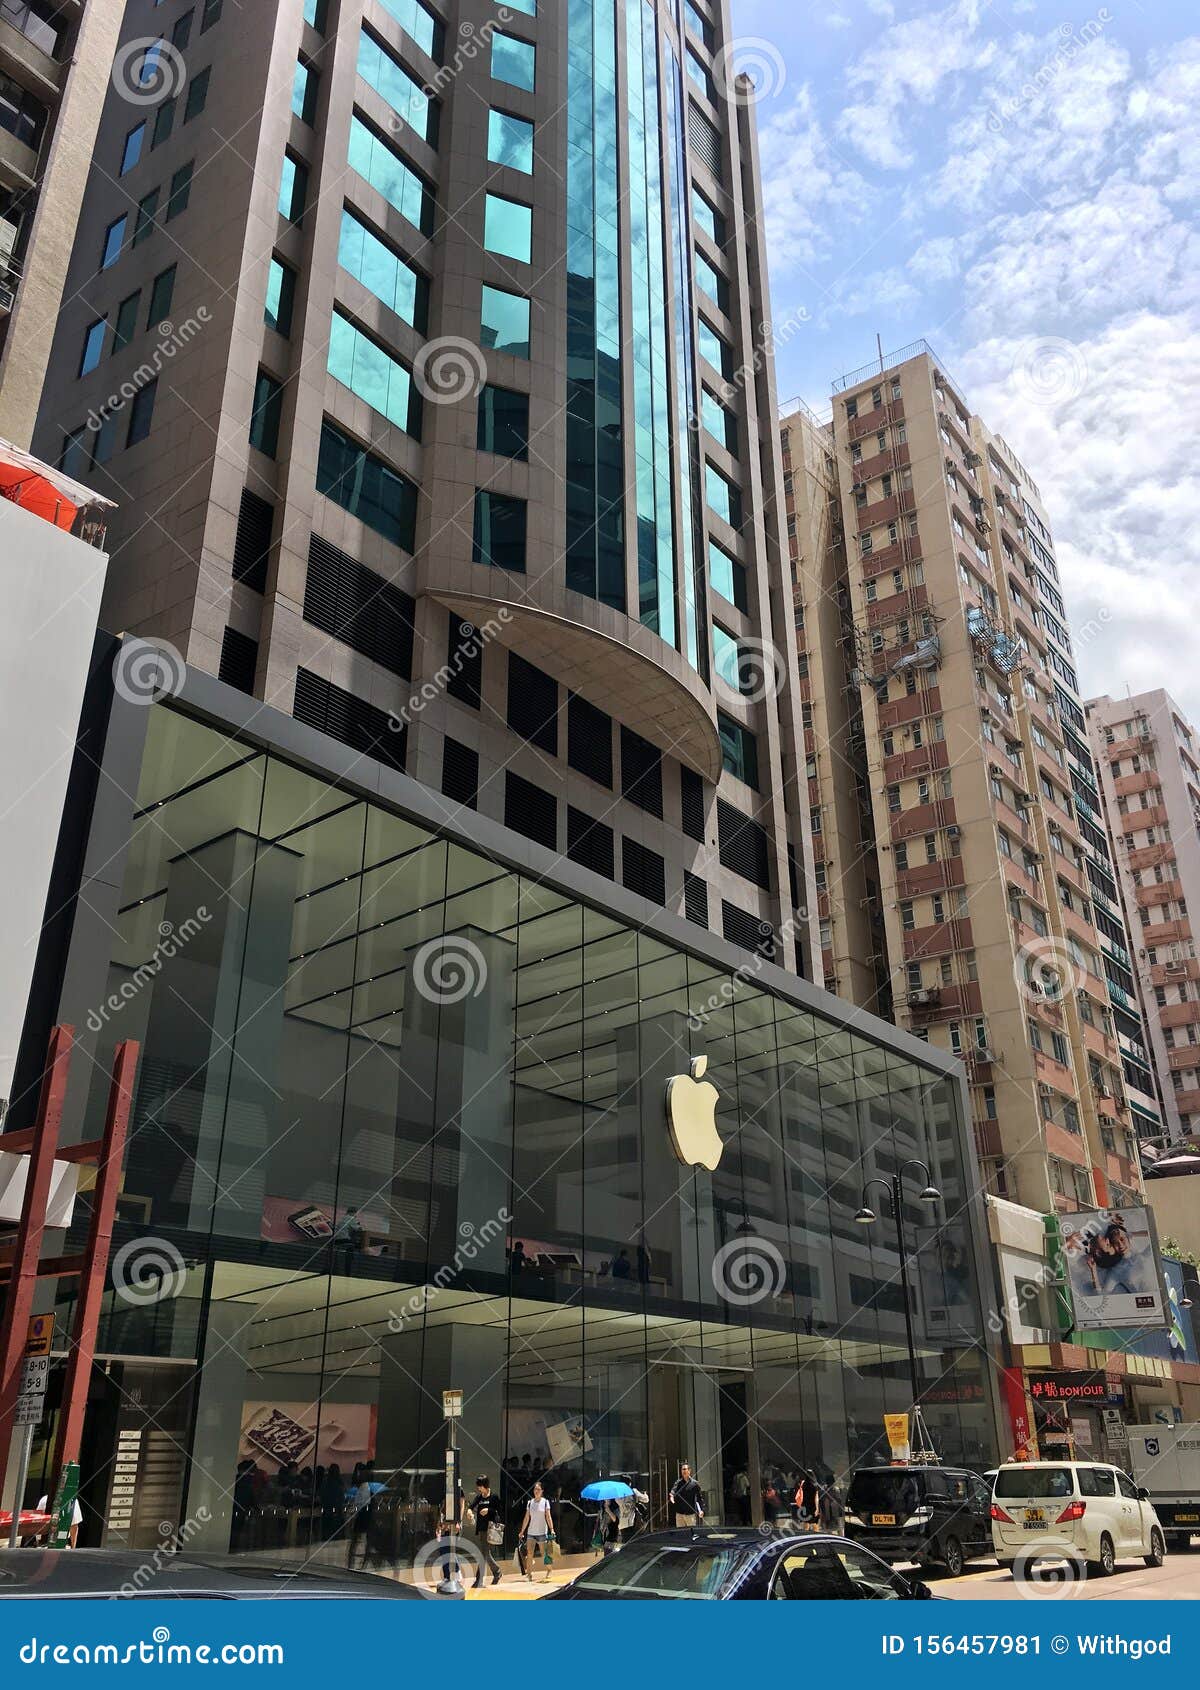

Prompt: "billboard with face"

[1058,1206,1168,1331]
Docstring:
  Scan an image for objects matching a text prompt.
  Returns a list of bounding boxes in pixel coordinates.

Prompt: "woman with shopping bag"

[516,1480,556,1583]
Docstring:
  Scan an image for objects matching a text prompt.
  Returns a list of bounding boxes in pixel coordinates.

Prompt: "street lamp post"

[855,1160,941,1411]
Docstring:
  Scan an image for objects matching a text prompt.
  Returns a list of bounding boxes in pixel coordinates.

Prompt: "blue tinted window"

[477,385,528,460]
[504,0,536,12]
[480,284,530,357]
[686,49,714,101]
[709,540,747,612]
[377,0,438,57]
[348,116,434,234]
[357,29,437,146]
[491,30,535,91]
[685,2,714,49]
[79,318,106,377]
[338,208,428,331]
[120,122,146,175]
[701,388,737,452]
[316,419,417,551]
[99,215,126,269]
[279,151,308,220]
[695,249,728,312]
[718,711,758,788]
[249,370,282,457]
[265,257,296,336]
[483,193,532,262]
[488,110,534,173]
[692,186,725,247]
[697,318,732,379]
[328,310,421,438]
[712,625,744,691]
[292,59,318,123]
[473,490,526,571]
[303,0,328,28]
[705,462,742,530]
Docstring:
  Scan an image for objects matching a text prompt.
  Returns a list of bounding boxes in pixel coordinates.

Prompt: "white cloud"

[836,0,997,169]
[959,312,1200,724]
[757,86,874,272]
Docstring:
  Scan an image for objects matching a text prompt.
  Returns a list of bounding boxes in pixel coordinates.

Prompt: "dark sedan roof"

[0,1550,423,1599]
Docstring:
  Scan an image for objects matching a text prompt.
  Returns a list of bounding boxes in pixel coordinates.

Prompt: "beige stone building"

[783,343,1160,1215]
[1088,688,1200,1142]
[31,0,819,975]
[0,0,125,445]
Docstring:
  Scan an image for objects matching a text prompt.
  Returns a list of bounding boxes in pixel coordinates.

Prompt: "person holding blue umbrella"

[581,1479,635,1558]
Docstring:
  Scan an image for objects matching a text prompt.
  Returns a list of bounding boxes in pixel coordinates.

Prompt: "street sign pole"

[6,1424,32,1549]
[439,1389,464,1597]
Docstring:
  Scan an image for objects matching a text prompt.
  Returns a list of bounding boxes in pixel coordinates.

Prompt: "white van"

[990,1461,1166,1576]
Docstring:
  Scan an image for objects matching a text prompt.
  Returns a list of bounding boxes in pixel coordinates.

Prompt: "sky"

[729,0,1200,723]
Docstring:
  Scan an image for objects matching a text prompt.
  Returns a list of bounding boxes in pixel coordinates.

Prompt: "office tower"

[32,0,818,976]
[0,0,125,444]
[1088,689,1200,1144]
[782,342,1158,1214]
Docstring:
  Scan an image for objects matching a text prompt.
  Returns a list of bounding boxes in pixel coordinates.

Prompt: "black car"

[543,1527,938,1599]
[843,1465,993,1576]
[0,1550,425,1600]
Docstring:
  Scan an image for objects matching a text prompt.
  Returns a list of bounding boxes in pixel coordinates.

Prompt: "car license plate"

[1177,1513,1199,1523]
[1023,1508,1046,1527]
[872,1513,896,1526]
[1023,1520,1048,1530]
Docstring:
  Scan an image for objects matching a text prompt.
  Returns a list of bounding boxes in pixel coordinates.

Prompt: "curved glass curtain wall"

[565,0,625,612]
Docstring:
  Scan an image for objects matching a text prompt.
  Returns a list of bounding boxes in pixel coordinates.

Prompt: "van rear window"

[993,1467,1074,1499]
[846,1470,923,1513]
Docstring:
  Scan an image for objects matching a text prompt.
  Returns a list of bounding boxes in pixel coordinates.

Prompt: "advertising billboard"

[1058,1205,1168,1331]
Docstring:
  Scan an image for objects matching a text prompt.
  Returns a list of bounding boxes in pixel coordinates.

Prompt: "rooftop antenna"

[877,332,885,372]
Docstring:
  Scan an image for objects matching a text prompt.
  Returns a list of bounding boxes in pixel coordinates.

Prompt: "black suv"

[844,1465,993,1576]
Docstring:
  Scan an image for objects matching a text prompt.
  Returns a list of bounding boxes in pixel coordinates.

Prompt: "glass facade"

[347,115,433,235]
[357,29,437,147]
[337,208,428,332]
[564,0,625,612]
[327,311,421,439]
[55,702,994,1555]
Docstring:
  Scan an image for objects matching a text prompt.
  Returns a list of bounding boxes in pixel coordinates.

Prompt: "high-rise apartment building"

[31,0,818,976]
[0,0,125,444]
[783,343,1158,1215]
[1088,688,1200,1143]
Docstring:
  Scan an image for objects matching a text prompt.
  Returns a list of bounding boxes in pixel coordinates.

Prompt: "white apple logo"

[665,1055,723,1171]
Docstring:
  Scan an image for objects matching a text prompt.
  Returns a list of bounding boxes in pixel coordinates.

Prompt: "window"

[491,30,535,91]
[712,625,746,693]
[477,384,528,459]
[264,257,296,336]
[473,490,526,571]
[483,193,532,263]
[171,9,194,49]
[292,59,318,122]
[347,115,433,233]
[357,28,436,145]
[279,151,308,220]
[120,122,146,175]
[99,214,126,270]
[717,712,758,788]
[147,265,176,328]
[78,318,106,377]
[705,463,741,530]
[152,95,175,147]
[113,291,140,351]
[701,388,737,452]
[488,109,534,173]
[327,311,420,437]
[200,0,222,29]
[132,188,159,244]
[2,0,65,55]
[165,161,193,219]
[480,284,530,357]
[697,318,732,379]
[249,369,283,457]
[378,0,441,53]
[337,208,428,332]
[0,73,46,150]
[316,419,417,551]
[126,378,158,447]
[709,540,747,612]
[184,65,210,122]
[691,187,725,247]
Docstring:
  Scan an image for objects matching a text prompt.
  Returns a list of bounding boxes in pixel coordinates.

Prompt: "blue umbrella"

[580,1480,635,1501]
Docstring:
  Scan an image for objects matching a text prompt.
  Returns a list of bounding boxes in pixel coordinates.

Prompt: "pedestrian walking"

[732,1465,751,1525]
[516,1479,555,1582]
[600,1498,622,1557]
[467,1474,504,1587]
[669,1462,705,1527]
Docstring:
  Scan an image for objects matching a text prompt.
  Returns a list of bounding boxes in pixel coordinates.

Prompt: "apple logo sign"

[665,1055,723,1171]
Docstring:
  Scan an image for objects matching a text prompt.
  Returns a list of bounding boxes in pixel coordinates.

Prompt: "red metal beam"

[0,1026,73,1468]
[51,1040,138,1485]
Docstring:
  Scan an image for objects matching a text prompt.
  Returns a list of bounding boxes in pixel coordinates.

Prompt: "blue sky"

[730,0,1200,720]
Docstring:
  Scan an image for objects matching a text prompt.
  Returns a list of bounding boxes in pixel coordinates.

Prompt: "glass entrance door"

[647,1363,756,1528]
